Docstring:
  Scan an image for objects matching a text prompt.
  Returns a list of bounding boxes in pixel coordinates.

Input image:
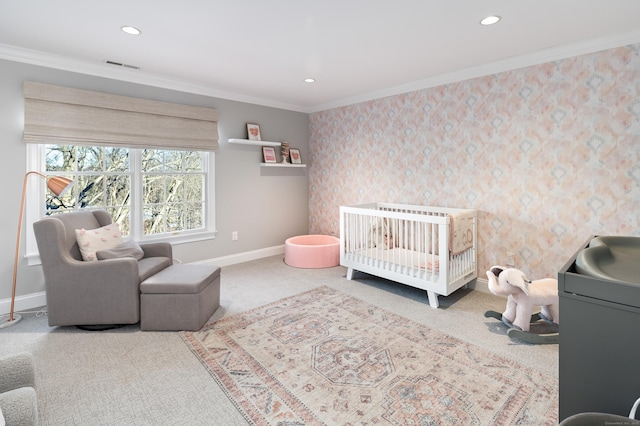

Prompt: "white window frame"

[25,144,217,266]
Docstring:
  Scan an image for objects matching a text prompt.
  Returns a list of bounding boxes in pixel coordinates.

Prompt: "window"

[25,144,216,264]
[140,149,206,237]
[43,144,209,239]
[22,81,219,263]
[43,144,212,238]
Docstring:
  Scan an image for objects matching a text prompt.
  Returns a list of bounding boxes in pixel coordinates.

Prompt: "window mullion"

[130,149,142,240]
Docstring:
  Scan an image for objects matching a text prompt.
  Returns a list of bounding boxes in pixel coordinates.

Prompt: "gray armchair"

[33,209,172,327]
[0,352,38,426]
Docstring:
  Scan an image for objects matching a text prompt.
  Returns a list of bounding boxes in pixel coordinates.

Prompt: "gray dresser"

[558,236,640,421]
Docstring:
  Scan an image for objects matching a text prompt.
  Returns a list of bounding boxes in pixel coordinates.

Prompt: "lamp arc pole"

[0,171,73,329]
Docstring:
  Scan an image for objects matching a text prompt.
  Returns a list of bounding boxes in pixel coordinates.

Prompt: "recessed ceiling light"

[480,15,501,26]
[121,26,142,35]
[304,78,316,83]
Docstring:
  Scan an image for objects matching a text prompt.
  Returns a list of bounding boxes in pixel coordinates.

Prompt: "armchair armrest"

[140,242,172,259]
[0,353,34,394]
[45,257,141,326]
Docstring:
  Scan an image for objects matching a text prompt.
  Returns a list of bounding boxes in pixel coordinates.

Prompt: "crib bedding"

[448,209,474,255]
[348,247,440,271]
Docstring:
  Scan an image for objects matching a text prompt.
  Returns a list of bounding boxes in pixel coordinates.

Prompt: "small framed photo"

[247,123,261,141]
[289,148,302,164]
[262,146,277,163]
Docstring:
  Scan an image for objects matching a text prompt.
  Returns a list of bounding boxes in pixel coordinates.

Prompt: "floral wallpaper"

[308,43,640,279]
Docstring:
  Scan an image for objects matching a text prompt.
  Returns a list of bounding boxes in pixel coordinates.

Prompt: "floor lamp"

[0,172,74,329]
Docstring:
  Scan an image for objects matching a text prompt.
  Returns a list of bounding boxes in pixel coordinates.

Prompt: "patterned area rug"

[181,286,558,425]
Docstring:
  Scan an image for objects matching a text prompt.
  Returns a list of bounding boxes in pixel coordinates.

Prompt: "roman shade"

[23,81,219,151]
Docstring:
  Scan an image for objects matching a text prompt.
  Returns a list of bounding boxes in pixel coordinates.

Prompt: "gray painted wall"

[0,59,309,305]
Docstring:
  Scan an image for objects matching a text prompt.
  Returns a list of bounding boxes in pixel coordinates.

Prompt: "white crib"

[340,202,477,308]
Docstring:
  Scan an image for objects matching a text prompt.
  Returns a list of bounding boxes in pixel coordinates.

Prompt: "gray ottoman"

[140,264,220,331]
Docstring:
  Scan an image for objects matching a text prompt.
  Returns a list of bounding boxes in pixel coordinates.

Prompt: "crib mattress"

[348,247,440,271]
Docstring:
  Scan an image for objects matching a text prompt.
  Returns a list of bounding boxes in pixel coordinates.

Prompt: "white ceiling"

[1,1,640,113]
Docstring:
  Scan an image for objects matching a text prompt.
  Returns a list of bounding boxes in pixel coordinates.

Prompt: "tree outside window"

[44,145,206,238]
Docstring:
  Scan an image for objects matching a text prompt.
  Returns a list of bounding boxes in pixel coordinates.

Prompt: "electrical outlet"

[506,252,515,267]
[232,231,238,241]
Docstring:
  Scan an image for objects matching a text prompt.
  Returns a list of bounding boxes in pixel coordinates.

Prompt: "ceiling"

[1,1,640,113]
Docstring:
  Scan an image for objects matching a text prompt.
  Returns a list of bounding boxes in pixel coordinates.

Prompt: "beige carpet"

[1,256,558,425]
[182,286,558,425]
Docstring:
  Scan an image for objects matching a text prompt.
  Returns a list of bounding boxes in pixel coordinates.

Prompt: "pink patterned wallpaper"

[308,44,640,279]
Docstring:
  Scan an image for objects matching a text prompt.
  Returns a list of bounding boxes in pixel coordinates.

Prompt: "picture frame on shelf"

[290,148,302,164]
[247,123,261,141]
[262,146,277,163]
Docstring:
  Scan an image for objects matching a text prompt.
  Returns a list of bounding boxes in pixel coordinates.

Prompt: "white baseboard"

[0,291,47,316]
[468,277,490,294]
[192,245,285,267]
[2,247,491,316]
[0,245,286,316]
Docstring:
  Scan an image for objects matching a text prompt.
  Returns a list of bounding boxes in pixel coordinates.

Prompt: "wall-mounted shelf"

[261,163,306,168]
[228,138,281,147]
[229,138,305,168]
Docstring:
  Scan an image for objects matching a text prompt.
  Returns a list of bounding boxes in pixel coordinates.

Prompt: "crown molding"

[0,43,309,113]
[309,28,640,113]
[2,27,640,116]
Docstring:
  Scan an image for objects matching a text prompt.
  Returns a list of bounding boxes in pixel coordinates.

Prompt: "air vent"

[105,60,140,70]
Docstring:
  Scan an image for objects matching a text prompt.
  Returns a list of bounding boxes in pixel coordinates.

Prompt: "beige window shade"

[23,81,219,151]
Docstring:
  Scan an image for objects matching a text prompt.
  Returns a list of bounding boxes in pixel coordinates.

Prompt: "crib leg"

[427,291,439,308]
[346,267,354,280]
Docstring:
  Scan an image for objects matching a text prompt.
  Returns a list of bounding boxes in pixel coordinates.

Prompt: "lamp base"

[0,313,22,329]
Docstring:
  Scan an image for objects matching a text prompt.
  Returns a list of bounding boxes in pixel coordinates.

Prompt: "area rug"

[180,286,558,425]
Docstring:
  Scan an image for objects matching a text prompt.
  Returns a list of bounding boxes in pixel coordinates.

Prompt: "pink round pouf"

[284,235,340,268]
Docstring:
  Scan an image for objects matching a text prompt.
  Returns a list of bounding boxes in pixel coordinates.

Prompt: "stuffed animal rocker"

[484,265,559,344]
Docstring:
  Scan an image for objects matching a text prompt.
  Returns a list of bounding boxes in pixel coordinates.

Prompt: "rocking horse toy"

[484,265,559,344]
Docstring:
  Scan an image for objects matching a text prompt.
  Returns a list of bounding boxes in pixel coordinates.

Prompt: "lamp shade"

[47,176,74,197]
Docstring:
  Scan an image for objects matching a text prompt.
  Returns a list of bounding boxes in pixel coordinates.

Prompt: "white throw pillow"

[75,223,124,261]
[0,405,5,426]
